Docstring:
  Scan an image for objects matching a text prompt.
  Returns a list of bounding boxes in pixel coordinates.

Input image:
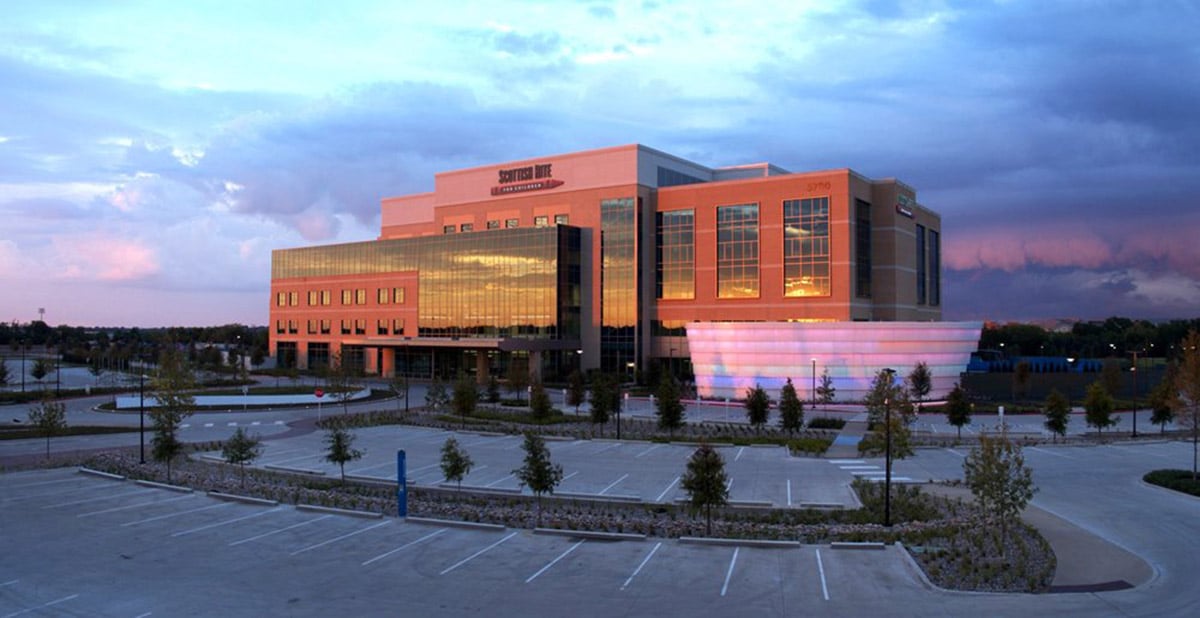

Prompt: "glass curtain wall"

[601,197,636,374]
[716,204,759,298]
[783,197,830,297]
[656,209,695,300]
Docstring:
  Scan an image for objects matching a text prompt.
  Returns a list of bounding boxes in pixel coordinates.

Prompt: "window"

[393,287,405,304]
[487,220,501,230]
[341,320,351,335]
[855,200,872,299]
[355,289,366,305]
[342,289,353,305]
[287,320,298,334]
[929,230,941,306]
[377,319,389,335]
[460,223,473,232]
[275,320,284,334]
[554,214,569,225]
[354,319,366,335]
[505,218,519,229]
[916,224,927,305]
[656,209,695,300]
[392,318,405,335]
[288,291,298,306]
[307,320,317,335]
[443,225,456,234]
[534,215,549,227]
[783,197,830,297]
[320,320,331,335]
[717,204,759,298]
[307,290,319,306]
[378,288,389,305]
[276,292,287,307]
[321,290,331,305]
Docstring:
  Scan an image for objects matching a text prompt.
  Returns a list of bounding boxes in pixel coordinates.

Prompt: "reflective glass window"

[916,224,927,305]
[505,218,519,229]
[487,220,500,229]
[783,197,831,297]
[717,203,759,298]
[554,214,569,225]
[929,230,941,306]
[656,209,695,300]
[534,215,549,227]
[443,225,455,234]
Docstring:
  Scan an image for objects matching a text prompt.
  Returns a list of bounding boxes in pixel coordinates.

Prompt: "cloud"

[52,234,160,282]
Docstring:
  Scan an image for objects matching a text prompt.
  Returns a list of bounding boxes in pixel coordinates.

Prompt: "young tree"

[944,383,972,440]
[87,358,103,386]
[506,359,529,404]
[680,443,729,535]
[777,378,804,432]
[31,358,52,387]
[390,372,410,414]
[1173,330,1200,479]
[744,384,770,431]
[589,373,615,436]
[815,369,836,406]
[963,433,1036,555]
[0,359,9,386]
[1148,369,1177,435]
[858,414,914,460]
[529,381,554,422]
[221,427,263,487]
[1043,389,1071,443]
[452,372,478,427]
[655,372,686,438]
[150,350,196,483]
[864,368,914,427]
[1084,381,1117,439]
[326,351,360,415]
[907,362,932,411]
[1101,358,1123,399]
[440,436,474,491]
[1013,360,1032,403]
[512,432,563,524]
[566,369,586,415]
[425,378,448,411]
[27,395,66,459]
[324,426,364,482]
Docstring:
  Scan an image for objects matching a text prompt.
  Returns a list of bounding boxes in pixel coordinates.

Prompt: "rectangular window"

[307,320,317,335]
[320,319,331,335]
[275,320,284,334]
[717,203,759,298]
[276,292,287,307]
[460,223,473,232]
[341,320,351,335]
[443,225,455,234]
[656,209,695,300]
[287,320,298,334]
[392,318,405,335]
[307,290,319,306]
[355,319,366,335]
[393,287,405,304]
[355,289,366,305]
[855,199,872,299]
[916,224,927,305]
[377,319,389,335]
[288,291,298,306]
[783,197,831,297]
[929,229,941,306]
[377,288,389,305]
[534,215,549,227]
[487,220,500,230]
[342,289,353,305]
[554,214,569,225]
[321,290,331,305]
[505,218,519,229]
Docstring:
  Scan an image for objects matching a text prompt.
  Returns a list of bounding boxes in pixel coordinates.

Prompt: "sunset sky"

[2,1,1197,327]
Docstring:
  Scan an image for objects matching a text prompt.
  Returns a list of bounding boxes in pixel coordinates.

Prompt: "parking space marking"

[1,593,80,618]
[349,461,397,475]
[726,478,733,492]
[266,452,326,466]
[227,422,237,427]
[78,494,195,517]
[829,459,865,465]
[290,520,392,555]
[439,531,519,575]
[944,449,966,458]
[204,423,214,428]
[734,447,745,462]
[485,474,514,488]
[6,483,114,503]
[251,421,261,426]
[172,506,286,537]
[620,541,662,590]
[562,471,579,482]
[42,487,159,509]
[229,514,332,546]
[655,476,679,502]
[134,612,152,618]
[787,480,792,506]
[5,477,80,490]
[1028,447,1073,459]
[635,444,662,458]
[122,502,233,527]
[274,420,285,425]
[815,549,829,601]
[525,539,584,583]
[593,443,621,455]
[362,528,447,566]
[599,474,629,495]
[1,579,17,587]
[720,547,739,597]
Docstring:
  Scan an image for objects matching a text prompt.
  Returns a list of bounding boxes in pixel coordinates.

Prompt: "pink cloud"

[53,235,161,282]
[944,227,1112,272]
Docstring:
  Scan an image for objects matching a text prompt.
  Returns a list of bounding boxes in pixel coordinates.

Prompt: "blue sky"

[2,0,1198,327]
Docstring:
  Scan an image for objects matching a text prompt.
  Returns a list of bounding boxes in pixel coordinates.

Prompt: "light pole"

[139,373,146,464]
[811,358,818,405]
[882,367,896,527]
[20,340,25,393]
[1128,350,1141,438]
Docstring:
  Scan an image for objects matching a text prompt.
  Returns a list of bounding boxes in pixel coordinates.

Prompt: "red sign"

[315,389,325,398]
[490,178,564,196]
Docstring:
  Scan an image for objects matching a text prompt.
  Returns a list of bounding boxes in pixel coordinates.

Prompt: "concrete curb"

[555,491,642,503]
[728,499,774,508]
[673,441,735,448]
[406,516,506,531]
[534,527,646,541]
[265,464,326,476]
[200,454,225,463]
[208,491,279,507]
[296,503,384,519]
[749,444,782,449]
[798,502,845,510]
[830,541,886,550]
[135,479,194,493]
[462,430,507,437]
[78,467,125,481]
[542,435,576,442]
[437,483,522,495]
[679,536,800,548]
[345,474,397,487]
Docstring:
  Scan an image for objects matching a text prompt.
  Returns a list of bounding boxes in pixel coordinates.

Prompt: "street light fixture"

[139,373,147,464]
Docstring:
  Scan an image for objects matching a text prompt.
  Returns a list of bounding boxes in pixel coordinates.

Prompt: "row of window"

[276,287,406,307]
[276,318,406,336]
[443,214,569,235]
[916,225,941,306]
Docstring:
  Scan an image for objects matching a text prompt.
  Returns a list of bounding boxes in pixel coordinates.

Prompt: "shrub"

[1144,469,1200,497]
[807,416,846,430]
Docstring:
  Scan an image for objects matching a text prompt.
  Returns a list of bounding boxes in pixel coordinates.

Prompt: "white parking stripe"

[290,520,391,555]
[229,515,331,546]
[485,474,514,488]
[1028,447,1074,459]
[620,542,662,590]
[787,480,792,506]
[0,580,17,587]
[829,459,865,464]
[362,528,447,566]
[734,447,745,462]
[720,547,739,597]
[42,487,159,509]
[121,502,232,526]
[439,531,518,575]
[655,476,680,502]
[599,474,629,495]
[78,494,195,517]
[204,423,214,427]
[6,477,80,490]
[1,593,79,617]
[525,539,584,583]
[172,506,285,537]
[816,549,829,601]
[562,471,579,482]
[635,444,662,458]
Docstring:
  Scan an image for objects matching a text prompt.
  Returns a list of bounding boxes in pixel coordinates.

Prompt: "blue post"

[396,450,408,518]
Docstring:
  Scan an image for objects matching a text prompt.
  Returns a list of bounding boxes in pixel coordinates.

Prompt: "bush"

[788,437,832,456]
[1144,469,1200,497]
[807,416,846,430]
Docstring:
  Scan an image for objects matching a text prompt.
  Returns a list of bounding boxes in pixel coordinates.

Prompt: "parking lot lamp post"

[1129,350,1140,438]
[20,340,25,393]
[811,358,817,405]
[882,367,896,527]
[139,373,146,464]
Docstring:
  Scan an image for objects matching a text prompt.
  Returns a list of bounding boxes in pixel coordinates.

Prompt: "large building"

[270,144,979,398]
